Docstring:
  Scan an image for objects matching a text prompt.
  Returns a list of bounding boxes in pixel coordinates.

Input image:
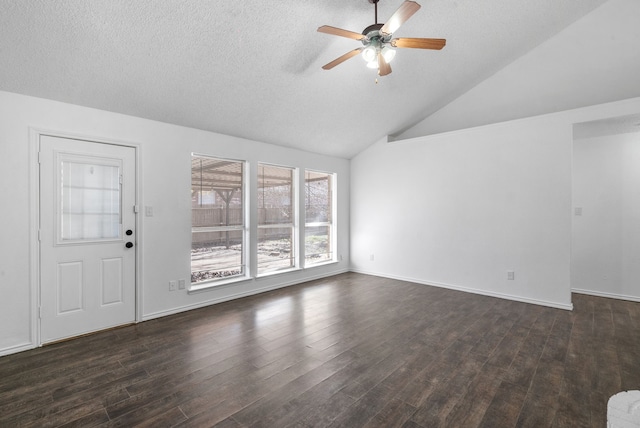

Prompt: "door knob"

[125,242,134,248]
[126,229,133,236]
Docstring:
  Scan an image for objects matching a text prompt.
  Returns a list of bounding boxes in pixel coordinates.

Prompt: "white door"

[39,135,136,344]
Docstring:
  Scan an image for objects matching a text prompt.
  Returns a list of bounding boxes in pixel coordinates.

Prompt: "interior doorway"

[571,113,640,302]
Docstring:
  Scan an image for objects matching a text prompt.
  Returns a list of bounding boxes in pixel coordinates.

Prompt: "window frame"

[189,154,250,290]
[303,169,337,267]
[256,162,299,277]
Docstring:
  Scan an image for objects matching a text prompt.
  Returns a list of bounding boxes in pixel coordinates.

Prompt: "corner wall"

[0,90,350,356]
[351,97,640,309]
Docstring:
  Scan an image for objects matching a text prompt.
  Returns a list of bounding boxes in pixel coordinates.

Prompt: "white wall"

[395,0,640,140]
[351,97,640,310]
[0,90,350,356]
[572,132,640,301]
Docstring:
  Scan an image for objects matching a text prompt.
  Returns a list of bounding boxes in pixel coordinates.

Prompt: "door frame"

[29,128,143,347]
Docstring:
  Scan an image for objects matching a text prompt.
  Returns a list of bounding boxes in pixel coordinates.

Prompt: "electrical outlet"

[169,280,177,291]
[507,271,515,280]
[178,279,186,290]
[370,254,374,261]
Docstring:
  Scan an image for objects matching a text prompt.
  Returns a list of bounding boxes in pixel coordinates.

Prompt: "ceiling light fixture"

[381,46,396,63]
[318,0,446,77]
[362,45,377,63]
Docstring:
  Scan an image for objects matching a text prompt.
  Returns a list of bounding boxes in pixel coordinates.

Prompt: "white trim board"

[572,288,640,303]
[350,269,574,311]
[0,342,36,358]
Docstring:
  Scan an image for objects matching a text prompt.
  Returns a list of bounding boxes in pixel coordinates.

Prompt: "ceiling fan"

[318,0,446,76]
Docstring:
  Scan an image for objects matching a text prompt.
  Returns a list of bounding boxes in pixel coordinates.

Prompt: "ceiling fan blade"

[322,48,363,70]
[391,37,446,50]
[380,1,421,36]
[317,25,365,41]
[378,53,392,76]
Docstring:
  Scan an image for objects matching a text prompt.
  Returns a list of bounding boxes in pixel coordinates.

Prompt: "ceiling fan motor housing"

[361,24,392,57]
[362,23,384,36]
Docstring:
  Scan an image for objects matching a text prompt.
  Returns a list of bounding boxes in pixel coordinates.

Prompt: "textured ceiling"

[0,0,608,158]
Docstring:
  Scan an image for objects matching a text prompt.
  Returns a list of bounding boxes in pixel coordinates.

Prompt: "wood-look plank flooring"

[1,272,639,427]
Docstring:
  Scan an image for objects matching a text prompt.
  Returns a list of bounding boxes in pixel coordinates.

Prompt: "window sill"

[187,275,252,294]
[305,259,339,269]
[187,260,340,294]
[256,266,301,279]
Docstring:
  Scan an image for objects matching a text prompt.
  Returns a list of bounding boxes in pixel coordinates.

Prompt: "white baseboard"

[572,288,640,303]
[350,268,574,311]
[0,341,36,357]
[142,268,350,321]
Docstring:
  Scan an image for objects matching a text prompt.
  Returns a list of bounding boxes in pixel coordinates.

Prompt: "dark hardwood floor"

[2,272,639,427]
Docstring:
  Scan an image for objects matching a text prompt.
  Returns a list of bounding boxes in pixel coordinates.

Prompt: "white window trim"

[188,274,252,293]
[256,162,299,277]
[303,169,337,268]
[190,154,249,286]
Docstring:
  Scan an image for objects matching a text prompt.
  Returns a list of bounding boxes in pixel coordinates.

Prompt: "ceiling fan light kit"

[318,0,446,77]
[381,46,396,62]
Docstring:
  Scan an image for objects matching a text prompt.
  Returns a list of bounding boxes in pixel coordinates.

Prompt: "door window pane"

[60,160,121,241]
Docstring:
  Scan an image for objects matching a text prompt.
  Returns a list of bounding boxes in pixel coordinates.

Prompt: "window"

[60,156,122,242]
[304,170,335,265]
[257,163,296,275]
[191,156,246,284]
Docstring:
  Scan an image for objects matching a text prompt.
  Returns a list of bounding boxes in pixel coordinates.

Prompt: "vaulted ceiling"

[0,0,611,158]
